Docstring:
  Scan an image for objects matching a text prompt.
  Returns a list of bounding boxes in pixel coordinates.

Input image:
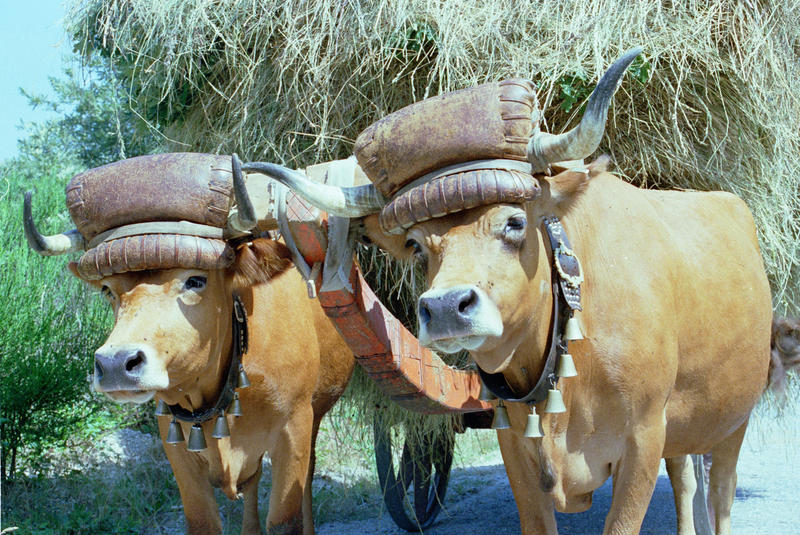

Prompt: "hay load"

[69,0,799,303]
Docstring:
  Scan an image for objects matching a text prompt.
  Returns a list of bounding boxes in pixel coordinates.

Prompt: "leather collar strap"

[477,216,582,404]
[167,293,249,423]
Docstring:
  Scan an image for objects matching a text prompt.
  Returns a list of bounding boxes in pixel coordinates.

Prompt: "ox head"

[23,153,286,404]
[73,239,290,404]
[242,49,640,374]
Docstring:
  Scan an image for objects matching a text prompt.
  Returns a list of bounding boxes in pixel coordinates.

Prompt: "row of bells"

[482,316,582,439]
[157,364,251,452]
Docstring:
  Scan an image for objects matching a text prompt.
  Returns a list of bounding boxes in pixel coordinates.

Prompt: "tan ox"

[244,50,778,535]
[24,154,354,535]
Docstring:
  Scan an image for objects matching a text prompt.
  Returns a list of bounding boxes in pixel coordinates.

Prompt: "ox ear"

[358,214,415,261]
[541,155,610,211]
[229,238,294,290]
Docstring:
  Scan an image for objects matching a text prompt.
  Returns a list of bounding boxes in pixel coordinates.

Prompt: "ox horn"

[23,191,86,256]
[528,47,643,173]
[227,153,258,232]
[240,161,385,218]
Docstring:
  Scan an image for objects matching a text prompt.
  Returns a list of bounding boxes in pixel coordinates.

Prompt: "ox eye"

[100,285,115,301]
[405,239,425,262]
[184,276,207,291]
[502,215,528,246]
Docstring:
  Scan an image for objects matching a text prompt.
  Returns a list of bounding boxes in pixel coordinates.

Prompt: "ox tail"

[767,316,800,396]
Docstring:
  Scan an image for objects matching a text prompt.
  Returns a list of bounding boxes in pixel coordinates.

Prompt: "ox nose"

[94,348,148,391]
[419,287,479,328]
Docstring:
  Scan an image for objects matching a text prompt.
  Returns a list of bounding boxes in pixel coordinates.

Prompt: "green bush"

[0,156,114,482]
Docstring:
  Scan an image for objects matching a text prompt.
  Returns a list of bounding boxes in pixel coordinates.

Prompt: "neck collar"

[478,216,582,404]
[166,293,249,423]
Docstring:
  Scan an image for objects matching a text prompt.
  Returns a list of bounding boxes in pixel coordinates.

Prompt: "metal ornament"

[564,315,584,341]
[229,392,243,417]
[237,365,251,389]
[479,379,496,401]
[166,419,185,444]
[187,424,207,451]
[544,387,567,413]
[523,407,544,438]
[556,352,578,378]
[212,412,230,439]
[155,399,171,416]
[491,401,511,430]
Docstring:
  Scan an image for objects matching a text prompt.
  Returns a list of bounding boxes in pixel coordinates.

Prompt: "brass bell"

[211,412,230,439]
[166,419,184,444]
[186,424,207,452]
[544,387,567,414]
[155,399,171,416]
[564,315,584,341]
[523,407,544,438]
[556,352,578,378]
[479,379,496,401]
[237,365,251,389]
[229,392,243,417]
[491,401,511,430]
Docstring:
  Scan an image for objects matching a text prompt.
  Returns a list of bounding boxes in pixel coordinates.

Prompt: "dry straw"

[68,0,800,432]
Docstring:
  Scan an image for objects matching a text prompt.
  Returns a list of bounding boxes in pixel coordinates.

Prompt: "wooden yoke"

[284,191,492,415]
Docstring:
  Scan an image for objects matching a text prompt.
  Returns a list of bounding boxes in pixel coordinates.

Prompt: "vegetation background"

[2,0,799,533]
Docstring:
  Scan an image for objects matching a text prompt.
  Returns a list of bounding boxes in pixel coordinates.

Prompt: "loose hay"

[67,1,800,436]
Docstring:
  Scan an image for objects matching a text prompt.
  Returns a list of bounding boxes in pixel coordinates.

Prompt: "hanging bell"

[155,399,171,416]
[229,392,243,417]
[544,387,567,414]
[491,401,511,430]
[237,365,251,389]
[523,407,544,438]
[556,352,578,378]
[186,424,207,451]
[479,379,496,401]
[212,412,230,439]
[166,419,185,444]
[564,315,584,341]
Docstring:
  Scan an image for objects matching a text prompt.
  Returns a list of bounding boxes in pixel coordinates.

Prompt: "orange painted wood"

[285,193,491,414]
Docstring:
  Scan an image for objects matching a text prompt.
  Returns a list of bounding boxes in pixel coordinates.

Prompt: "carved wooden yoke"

[282,191,491,414]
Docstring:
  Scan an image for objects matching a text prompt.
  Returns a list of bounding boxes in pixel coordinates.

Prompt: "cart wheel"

[692,453,714,535]
[373,415,454,531]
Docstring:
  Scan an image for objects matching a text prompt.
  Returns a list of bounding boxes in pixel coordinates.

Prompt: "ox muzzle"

[93,343,167,398]
[417,285,503,353]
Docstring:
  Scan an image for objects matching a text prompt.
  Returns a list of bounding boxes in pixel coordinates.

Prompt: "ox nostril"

[125,350,146,373]
[419,301,432,324]
[458,289,478,316]
[94,358,104,380]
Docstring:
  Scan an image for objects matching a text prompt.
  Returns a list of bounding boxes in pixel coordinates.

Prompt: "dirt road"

[317,402,800,534]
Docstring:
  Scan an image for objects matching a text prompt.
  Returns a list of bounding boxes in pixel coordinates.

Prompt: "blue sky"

[0,0,69,162]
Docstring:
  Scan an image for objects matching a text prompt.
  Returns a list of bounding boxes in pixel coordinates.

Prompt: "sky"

[0,0,69,162]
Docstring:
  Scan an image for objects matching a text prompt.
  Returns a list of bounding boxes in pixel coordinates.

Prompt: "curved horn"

[241,161,385,217]
[528,47,643,172]
[23,191,85,256]
[227,153,258,232]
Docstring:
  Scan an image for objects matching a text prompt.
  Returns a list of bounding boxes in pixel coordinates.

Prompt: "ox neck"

[478,216,582,404]
[166,293,249,423]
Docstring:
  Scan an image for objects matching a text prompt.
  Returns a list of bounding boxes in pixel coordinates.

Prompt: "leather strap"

[167,293,248,423]
[478,216,582,404]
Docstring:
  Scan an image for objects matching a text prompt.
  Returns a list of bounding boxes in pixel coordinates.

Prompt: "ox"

[24,154,355,535]
[242,50,782,535]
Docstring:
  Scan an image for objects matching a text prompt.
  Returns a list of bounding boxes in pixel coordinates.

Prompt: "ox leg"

[242,461,265,535]
[161,444,222,534]
[496,430,558,535]
[301,418,322,535]
[266,405,314,535]
[665,455,696,535]
[604,424,665,535]
[707,419,748,535]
